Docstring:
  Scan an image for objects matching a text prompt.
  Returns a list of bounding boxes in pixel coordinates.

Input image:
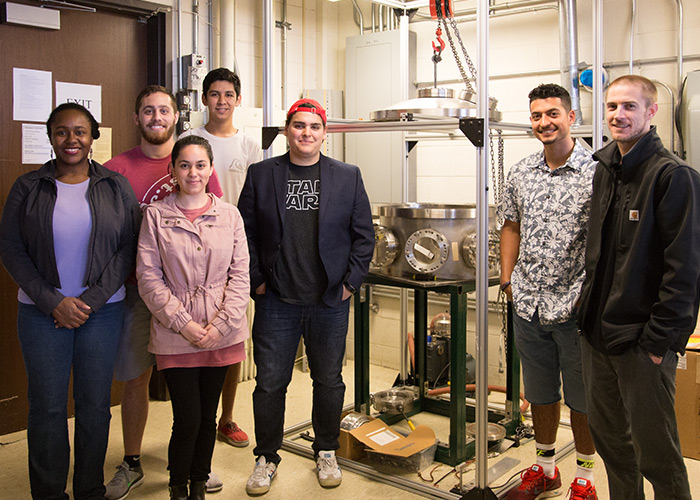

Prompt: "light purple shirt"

[18,179,125,305]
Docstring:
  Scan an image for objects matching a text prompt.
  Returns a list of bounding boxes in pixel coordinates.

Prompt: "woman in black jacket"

[0,103,140,500]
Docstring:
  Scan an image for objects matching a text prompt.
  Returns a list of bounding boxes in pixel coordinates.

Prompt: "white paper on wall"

[55,81,102,122]
[22,123,52,165]
[13,68,52,122]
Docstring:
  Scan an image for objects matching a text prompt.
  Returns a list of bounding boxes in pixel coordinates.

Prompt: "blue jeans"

[251,292,350,464]
[18,302,125,500]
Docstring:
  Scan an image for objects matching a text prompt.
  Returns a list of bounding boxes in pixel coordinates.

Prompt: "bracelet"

[500,281,511,291]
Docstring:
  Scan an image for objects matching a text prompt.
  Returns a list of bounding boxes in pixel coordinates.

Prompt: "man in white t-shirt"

[181,67,262,448]
[182,67,262,205]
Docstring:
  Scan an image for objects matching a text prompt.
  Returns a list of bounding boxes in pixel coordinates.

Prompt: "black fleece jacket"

[578,127,700,356]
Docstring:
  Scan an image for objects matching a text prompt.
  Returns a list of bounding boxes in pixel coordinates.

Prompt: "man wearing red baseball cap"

[238,99,374,495]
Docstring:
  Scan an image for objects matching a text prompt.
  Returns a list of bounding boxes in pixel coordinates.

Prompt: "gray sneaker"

[245,457,277,495]
[105,461,144,500]
[206,471,223,493]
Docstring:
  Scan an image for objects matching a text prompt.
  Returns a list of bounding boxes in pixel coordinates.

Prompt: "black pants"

[162,365,229,486]
[581,340,691,499]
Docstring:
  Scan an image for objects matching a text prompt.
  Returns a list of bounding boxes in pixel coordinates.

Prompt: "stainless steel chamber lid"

[370,87,501,122]
[378,202,496,220]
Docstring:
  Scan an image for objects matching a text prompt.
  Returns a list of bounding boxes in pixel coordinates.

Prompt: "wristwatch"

[500,281,511,292]
[344,281,357,294]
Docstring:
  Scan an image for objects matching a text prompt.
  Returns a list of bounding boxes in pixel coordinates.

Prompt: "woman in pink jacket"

[136,135,250,500]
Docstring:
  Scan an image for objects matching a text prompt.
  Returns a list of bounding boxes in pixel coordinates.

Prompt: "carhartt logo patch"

[629,210,640,221]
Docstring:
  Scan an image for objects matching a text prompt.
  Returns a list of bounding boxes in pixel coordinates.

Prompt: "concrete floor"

[1,363,698,499]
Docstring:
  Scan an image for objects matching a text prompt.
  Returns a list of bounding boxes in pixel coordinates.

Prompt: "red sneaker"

[507,464,562,500]
[217,421,249,447]
[568,478,598,500]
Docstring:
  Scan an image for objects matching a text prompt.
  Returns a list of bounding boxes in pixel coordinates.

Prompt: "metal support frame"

[354,285,371,414]
[262,0,274,160]
[353,274,520,468]
[473,0,491,493]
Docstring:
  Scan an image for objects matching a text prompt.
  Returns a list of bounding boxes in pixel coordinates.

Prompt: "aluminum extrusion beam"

[274,119,533,134]
[474,0,491,492]
[399,9,411,387]
[263,0,274,159]
[592,0,603,150]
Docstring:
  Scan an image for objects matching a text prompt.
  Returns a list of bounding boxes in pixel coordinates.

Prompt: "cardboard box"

[349,419,437,472]
[337,412,374,461]
[675,350,700,460]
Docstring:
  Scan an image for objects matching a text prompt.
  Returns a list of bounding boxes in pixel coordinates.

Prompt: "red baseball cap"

[286,98,327,125]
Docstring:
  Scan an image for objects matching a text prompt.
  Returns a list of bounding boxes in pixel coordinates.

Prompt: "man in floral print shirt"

[499,84,598,500]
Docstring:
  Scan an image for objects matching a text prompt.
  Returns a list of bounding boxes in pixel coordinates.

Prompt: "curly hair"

[528,83,572,111]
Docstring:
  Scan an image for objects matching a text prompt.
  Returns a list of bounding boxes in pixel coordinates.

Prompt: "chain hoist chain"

[446,15,478,88]
[498,128,507,363]
[439,17,474,93]
[434,2,475,94]
[498,129,505,203]
[499,282,508,366]
[489,128,496,197]
[489,129,505,208]
[490,128,508,370]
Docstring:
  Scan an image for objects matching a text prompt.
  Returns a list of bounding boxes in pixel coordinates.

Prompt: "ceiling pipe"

[192,0,198,54]
[208,0,214,70]
[177,0,183,90]
[220,0,235,71]
[352,0,364,35]
[629,0,636,73]
[675,0,684,90]
[559,0,582,126]
[652,79,676,153]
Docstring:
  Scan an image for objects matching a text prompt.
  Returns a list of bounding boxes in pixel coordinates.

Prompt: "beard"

[139,120,176,145]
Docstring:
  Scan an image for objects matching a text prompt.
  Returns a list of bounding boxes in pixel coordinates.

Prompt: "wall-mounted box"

[1,2,60,30]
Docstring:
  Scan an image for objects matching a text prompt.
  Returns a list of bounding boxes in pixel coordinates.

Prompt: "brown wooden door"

[0,5,151,435]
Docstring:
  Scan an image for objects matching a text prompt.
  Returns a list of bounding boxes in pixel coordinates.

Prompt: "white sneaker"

[316,450,342,488]
[206,471,223,493]
[246,456,277,495]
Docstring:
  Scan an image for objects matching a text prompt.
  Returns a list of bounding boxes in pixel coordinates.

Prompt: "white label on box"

[366,427,401,446]
[677,353,687,370]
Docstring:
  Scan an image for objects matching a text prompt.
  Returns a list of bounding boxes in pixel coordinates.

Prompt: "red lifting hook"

[432,26,445,55]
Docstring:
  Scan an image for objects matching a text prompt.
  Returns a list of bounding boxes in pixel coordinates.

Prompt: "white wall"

[162,0,700,384]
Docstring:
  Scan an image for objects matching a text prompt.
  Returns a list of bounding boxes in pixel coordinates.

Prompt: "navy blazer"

[238,152,375,307]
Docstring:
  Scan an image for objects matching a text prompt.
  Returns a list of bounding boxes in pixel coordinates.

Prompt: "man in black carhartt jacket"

[578,75,700,499]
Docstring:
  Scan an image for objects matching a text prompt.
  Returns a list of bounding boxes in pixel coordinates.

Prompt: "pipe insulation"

[220,0,235,71]
[558,0,582,125]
